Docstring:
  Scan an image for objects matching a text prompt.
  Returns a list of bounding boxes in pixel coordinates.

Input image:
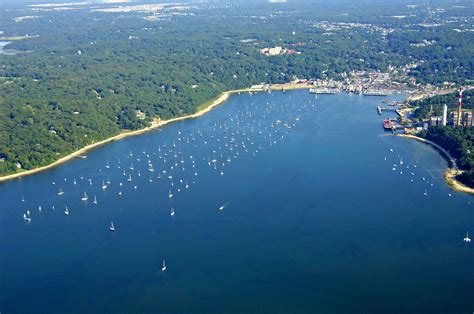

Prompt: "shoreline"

[395,134,474,195]
[0,82,312,183]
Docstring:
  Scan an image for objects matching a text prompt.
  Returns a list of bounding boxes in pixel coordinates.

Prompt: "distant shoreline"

[395,134,474,195]
[0,82,312,183]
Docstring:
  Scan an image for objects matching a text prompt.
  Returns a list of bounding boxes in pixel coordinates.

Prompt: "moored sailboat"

[81,192,89,201]
[161,259,167,272]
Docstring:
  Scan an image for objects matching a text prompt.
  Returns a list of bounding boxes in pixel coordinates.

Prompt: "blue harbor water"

[1,90,473,313]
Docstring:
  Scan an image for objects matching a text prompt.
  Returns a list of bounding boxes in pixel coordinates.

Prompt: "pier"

[377,106,402,116]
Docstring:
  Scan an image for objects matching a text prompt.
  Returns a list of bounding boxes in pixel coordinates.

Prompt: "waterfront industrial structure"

[381,86,473,132]
[442,104,447,126]
[457,87,463,126]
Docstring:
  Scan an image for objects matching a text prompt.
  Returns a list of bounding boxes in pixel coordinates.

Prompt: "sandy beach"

[396,134,474,195]
[0,82,312,183]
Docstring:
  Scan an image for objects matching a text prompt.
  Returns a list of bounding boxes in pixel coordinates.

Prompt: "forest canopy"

[0,0,473,175]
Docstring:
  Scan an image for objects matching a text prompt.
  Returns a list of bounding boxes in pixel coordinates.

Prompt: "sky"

[0,0,462,8]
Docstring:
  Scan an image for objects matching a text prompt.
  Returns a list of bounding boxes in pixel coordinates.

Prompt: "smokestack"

[442,104,447,126]
[457,87,463,126]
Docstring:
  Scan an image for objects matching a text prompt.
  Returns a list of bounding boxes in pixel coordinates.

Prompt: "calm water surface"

[1,90,473,313]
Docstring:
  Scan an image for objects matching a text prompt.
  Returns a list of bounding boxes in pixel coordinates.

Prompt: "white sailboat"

[23,210,32,222]
[463,232,471,243]
[64,206,69,215]
[161,259,167,272]
[109,221,115,232]
[170,207,175,216]
[102,180,107,190]
[57,189,64,195]
[93,195,97,205]
[168,189,173,198]
[81,192,89,201]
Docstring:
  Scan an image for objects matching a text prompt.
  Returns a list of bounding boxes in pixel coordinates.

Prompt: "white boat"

[170,207,175,216]
[463,232,471,243]
[127,174,132,182]
[93,196,97,205]
[81,192,89,201]
[105,162,111,169]
[423,190,427,196]
[64,206,70,215]
[109,222,115,232]
[23,210,32,222]
[168,190,173,198]
[102,180,108,190]
[161,259,167,272]
[57,189,64,195]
